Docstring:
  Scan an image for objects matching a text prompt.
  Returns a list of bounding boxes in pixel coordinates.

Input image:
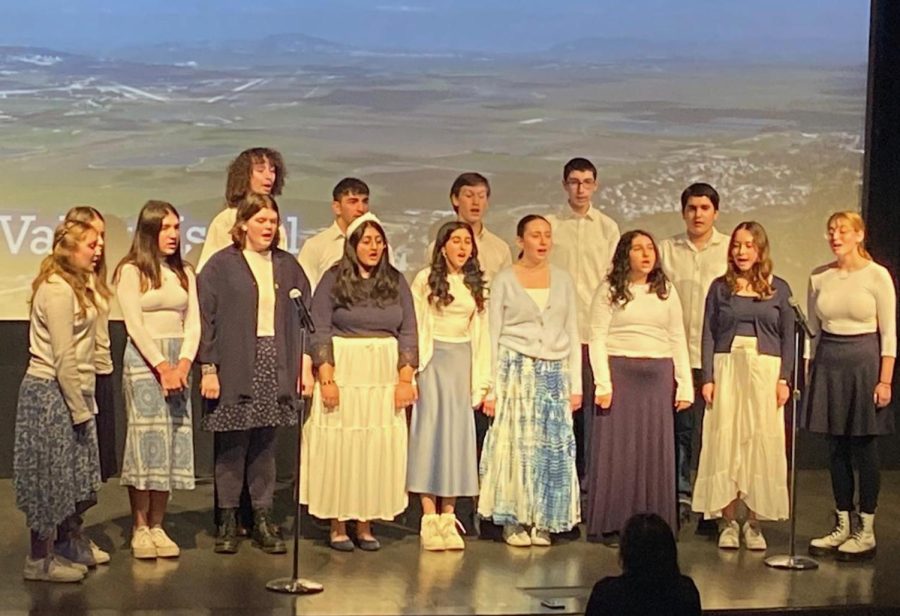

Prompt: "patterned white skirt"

[120,338,195,492]
[300,337,408,521]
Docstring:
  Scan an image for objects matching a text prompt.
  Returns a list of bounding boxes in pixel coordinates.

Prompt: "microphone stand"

[267,305,324,594]
[765,306,818,571]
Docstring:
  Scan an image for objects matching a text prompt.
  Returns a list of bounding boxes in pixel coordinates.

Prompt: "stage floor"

[1,471,898,615]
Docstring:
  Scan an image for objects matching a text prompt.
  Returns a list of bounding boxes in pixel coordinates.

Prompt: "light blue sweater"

[488,264,582,392]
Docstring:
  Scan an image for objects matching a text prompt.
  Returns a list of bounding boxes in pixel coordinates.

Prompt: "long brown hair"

[114,200,190,292]
[725,221,774,299]
[427,221,487,312]
[332,219,400,309]
[31,221,97,318]
[225,147,286,207]
[827,211,872,260]
[64,206,111,300]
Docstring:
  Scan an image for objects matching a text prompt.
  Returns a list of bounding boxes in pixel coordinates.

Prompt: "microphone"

[289,288,316,333]
[788,296,815,339]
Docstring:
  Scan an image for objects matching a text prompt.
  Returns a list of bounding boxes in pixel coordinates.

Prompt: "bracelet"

[320,379,335,386]
[200,364,217,376]
[878,381,892,387]
[399,379,413,384]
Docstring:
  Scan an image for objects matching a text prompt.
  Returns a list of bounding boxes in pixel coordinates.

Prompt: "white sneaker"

[54,553,89,574]
[718,520,740,550]
[131,526,157,559]
[88,539,111,565]
[420,513,446,551]
[530,527,551,547]
[439,513,465,551]
[23,555,84,583]
[149,526,180,558]
[503,524,531,547]
[742,521,767,551]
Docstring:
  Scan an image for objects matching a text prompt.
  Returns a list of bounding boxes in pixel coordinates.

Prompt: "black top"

[310,266,418,369]
[197,245,311,408]
[585,575,701,616]
[701,276,796,383]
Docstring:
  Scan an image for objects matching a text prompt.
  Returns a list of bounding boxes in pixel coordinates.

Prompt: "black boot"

[252,508,286,554]
[215,508,239,554]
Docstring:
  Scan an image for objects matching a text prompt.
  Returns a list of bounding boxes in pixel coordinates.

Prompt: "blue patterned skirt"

[477,347,580,532]
[120,338,195,491]
[13,374,101,537]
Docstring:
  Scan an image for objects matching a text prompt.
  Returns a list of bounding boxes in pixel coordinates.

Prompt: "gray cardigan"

[198,245,311,408]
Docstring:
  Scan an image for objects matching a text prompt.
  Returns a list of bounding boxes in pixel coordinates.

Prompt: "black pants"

[215,428,278,510]
[574,344,595,479]
[829,435,880,514]
[675,370,705,503]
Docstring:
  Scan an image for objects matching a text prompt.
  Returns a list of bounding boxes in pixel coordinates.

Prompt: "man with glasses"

[547,157,620,482]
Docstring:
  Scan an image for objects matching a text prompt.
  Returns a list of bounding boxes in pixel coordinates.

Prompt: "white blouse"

[116,263,201,367]
[807,261,897,358]
[589,281,693,403]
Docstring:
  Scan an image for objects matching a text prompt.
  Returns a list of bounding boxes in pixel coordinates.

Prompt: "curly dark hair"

[725,221,774,299]
[607,230,669,307]
[225,147,286,207]
[427,221,486,313]
[331,219,400,308]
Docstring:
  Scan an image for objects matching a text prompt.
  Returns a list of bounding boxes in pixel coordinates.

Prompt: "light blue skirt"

[477,347,580,532]
[407,341,478,497]
[14,374,101,537]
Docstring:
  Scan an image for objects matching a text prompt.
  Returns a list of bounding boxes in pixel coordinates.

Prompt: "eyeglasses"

[565,179,596,189]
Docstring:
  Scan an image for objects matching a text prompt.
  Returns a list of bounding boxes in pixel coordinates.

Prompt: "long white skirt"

[300,337,408,521]
[692,336,789,521]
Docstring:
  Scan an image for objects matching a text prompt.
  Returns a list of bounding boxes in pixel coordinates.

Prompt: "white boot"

[809,510,851,555]
[439,514,465,551]
[837,512,876,561]
[420,514,445,551]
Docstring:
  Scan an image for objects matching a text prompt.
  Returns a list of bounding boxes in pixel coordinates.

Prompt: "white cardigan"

[411,267,492,407]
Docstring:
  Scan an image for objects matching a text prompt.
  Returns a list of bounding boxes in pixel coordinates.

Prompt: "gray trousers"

[215,427,277,509]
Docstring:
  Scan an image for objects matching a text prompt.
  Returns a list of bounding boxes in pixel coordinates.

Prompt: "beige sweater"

[27,275,97,424]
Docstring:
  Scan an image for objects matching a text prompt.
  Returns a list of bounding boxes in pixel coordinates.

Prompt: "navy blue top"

[701,276,796,383]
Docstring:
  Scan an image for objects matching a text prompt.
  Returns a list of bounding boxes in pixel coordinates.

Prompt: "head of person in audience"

[225,147,286,207]
[515,214,552,264]
[232,193,281,253]
[607,230,669,306]
[64,206,112,300]
[825,211,871,261]
[680,182,719,241]
[427,221,486,312]
[726,221,774,298]
[562,157,599,213]
[115,200,190,291]
[31,220,99,318]
[450,172,491,233]
[333,213,399,307]
[619,513,681,584]
[332,177,371,233]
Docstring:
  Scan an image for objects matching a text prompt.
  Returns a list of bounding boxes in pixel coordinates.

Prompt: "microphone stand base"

[266,577,324,594]
[764,554,819,570]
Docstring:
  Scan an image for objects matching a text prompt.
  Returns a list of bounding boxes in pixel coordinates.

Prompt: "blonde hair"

[31,221,97,318]
[827,211,872,260]
[64,206,112,300]
[725,221,775,299]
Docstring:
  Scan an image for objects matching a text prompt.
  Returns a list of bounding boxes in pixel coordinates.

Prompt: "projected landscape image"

[0,4,867,318]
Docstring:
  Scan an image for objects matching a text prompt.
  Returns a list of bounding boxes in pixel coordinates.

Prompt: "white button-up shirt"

[658,228,729,369]
[426,224,513,284]
[298,221,345,291]
[546,205,620,344]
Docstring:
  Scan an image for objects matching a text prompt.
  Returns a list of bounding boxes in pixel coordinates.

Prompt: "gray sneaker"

[54,537,97,568]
